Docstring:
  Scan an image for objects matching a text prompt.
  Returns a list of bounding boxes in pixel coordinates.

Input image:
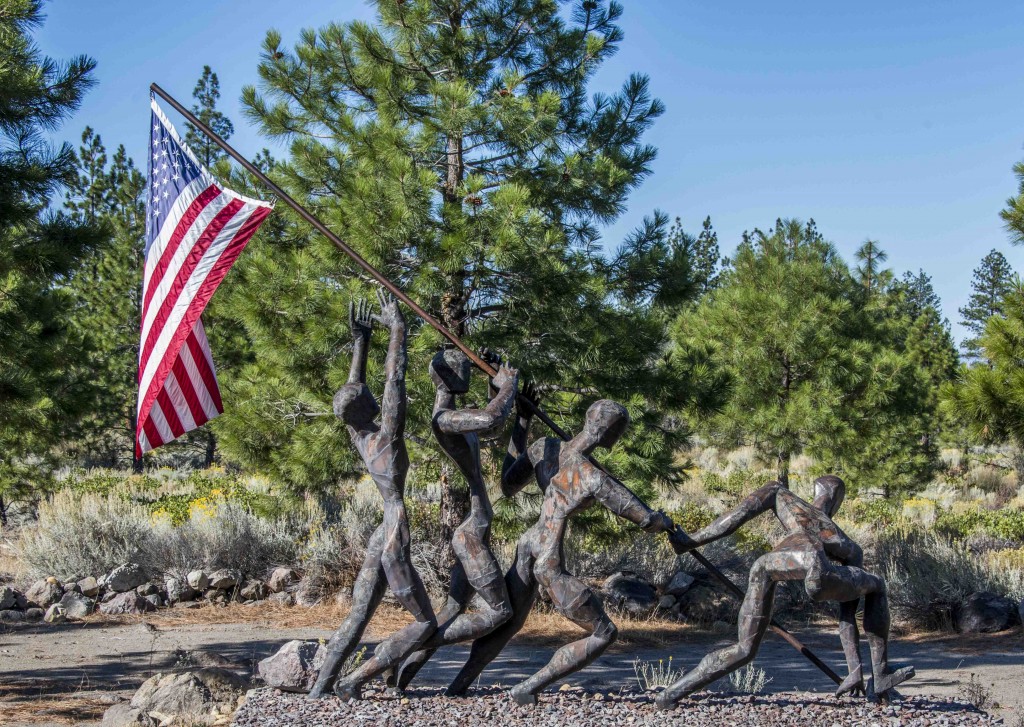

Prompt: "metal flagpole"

[150,82,843,687]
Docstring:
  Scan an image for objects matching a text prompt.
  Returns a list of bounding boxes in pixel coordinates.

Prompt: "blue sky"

[35,1,1024,344]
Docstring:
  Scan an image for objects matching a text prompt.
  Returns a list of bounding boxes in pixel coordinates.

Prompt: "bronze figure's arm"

[436,362,519,434]
[684,481,782,548]
[594,473,675,533]
[347,298,374,385]
[374,290,407,439]
[501,382,540,496]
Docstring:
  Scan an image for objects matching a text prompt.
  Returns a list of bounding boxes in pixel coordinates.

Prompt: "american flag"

[136,98,273,455]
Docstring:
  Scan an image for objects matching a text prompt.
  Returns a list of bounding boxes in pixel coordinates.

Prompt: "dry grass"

[0,681,113,726]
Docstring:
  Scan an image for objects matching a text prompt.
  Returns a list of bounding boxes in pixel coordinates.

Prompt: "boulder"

[105,564,147,593]
[100,702,155,726]
[955,591,1020,633]
[675,583,737,626]
[257,640,326,692]
[116,668,248,727]
[0,585,18,610]
[60,591,96,619]
[239,579,268,602]
[664,571,696,597]
[268,591,294,607]
[25,607,45,621]
[165,577,196,605]
[658,594,677,609]
[187,570,209,590]
[0,609,26,623]
[143,594,163,610]
[100,591,156,616]
[207,569,240,591]
[44,604,68,624]
[77,576,101,597]
[136,582,159,597]
[602,572,658,615]
[267,567,300,594]
[25,578,63,608]
[204,589,229,605]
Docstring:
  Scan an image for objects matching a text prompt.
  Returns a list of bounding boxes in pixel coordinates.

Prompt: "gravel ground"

[233,685,1004,727]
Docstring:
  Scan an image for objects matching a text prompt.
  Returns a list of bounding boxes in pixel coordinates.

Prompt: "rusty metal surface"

[655,476,914,709]
[309,293,437,699]
[446,397,680,704]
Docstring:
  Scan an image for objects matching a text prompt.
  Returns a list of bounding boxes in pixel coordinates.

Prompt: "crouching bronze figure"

[657,475,914,709]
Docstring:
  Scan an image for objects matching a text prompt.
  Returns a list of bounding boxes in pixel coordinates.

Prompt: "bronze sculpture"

[656,475,914,709]
[309,293,437,699]
[445,395,684,704]
[389,348,520,690]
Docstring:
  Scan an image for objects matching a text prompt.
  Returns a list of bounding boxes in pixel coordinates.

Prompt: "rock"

[60,591,96,619]
[136,582,159,597]
[77,576,101,598]
[143,593,163,609]
[267,568,300,594]
[1019,598,1024,628]
[207,569,240,591]
[187,570,209,590]
[239,579,268,602]
[165,577,196,605]
[676,583,737,625]
[257,640,326,693]
[0,609,26,623]
[658,594,677,609]
[44,604,68,624]
[204,588,229,604]
[602,571,658,615]
[268,592,294,607]
[100,702,156,726]
[100,591,156,616]
[25,607,44,620]
[955,591,1019,633]
[105,563,147,593]
[665,571,696,597]
[126,668,248,726]
[293,583,320,607]
[25,578,63,608]
[0,585,17,610]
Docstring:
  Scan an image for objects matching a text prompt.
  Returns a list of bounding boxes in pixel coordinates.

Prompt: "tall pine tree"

[854,239,890,293]
[959,249,1014,362]
[1002,155,1024,245]
[0,0,103,521]
[184,66,235,167]
[218,1,715,557]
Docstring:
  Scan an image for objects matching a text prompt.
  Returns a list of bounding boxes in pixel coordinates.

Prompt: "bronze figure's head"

[334,383,380,427]
[581,399,630,451]
[813,474,846,517]
[430,348,472,394]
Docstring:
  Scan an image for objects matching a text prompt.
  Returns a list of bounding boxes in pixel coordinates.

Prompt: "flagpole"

[149,82,842,687]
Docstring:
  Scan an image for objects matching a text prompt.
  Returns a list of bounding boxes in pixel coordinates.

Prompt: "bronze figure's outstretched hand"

[668,524,697,554]
[349,297,374,340]
[516,381,542,417]
[491,361,518,392]
[372,289,403,329]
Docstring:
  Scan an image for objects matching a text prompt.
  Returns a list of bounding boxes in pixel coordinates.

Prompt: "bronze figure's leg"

[447,541,538,696]
[656,552,784,709]
[835,599,865,696]
[509,571,617,705]
[308,523,388,698]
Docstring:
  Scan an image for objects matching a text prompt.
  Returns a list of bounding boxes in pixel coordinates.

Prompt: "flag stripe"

[135,99,272,455]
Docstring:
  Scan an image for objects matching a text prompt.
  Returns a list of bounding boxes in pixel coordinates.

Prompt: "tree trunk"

[777,451,791,489]
[0,495,8,527]
[204,430,216,468]
[1012,445,1024,486]
[129,408,144,474]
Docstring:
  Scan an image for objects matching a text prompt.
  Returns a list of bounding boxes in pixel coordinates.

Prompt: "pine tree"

[673,219,923,493]
[184,66,234,167]
[218,1,713,555]
[64,138,147,470]
[665,215,720,299]
[1002,156,1024,245]
[0,0,102,521]
[854,239,889,294]
[65,127,110,224]
[943,278,1024,481]
[892,269,941,319]
[959,250,1014,362]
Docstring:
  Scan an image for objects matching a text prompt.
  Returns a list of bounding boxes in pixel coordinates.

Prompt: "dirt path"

[1,607,1021,725]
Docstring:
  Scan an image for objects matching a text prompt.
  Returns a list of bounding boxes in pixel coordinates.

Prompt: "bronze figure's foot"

[654,691,680,711]
[333,681,362,702]
[835,667,865,697]
[306,685,328,700]
[510,687,538,706]
[873,665,915,696]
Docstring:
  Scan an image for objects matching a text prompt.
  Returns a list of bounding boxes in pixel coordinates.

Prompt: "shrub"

[17,492,152,581]
[875,527,1024,630]
[633,656,684,690]
[728,664,772,694]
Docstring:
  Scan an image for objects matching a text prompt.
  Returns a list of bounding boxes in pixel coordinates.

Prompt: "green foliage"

[0,0,103,520]
[669,500,715,533]
[673,221,948,495]
[184,65,235,167]
[215,0,717,500]
[1002,156,1024,246]
[959,250,1014,362]
[934,506,1024,542]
